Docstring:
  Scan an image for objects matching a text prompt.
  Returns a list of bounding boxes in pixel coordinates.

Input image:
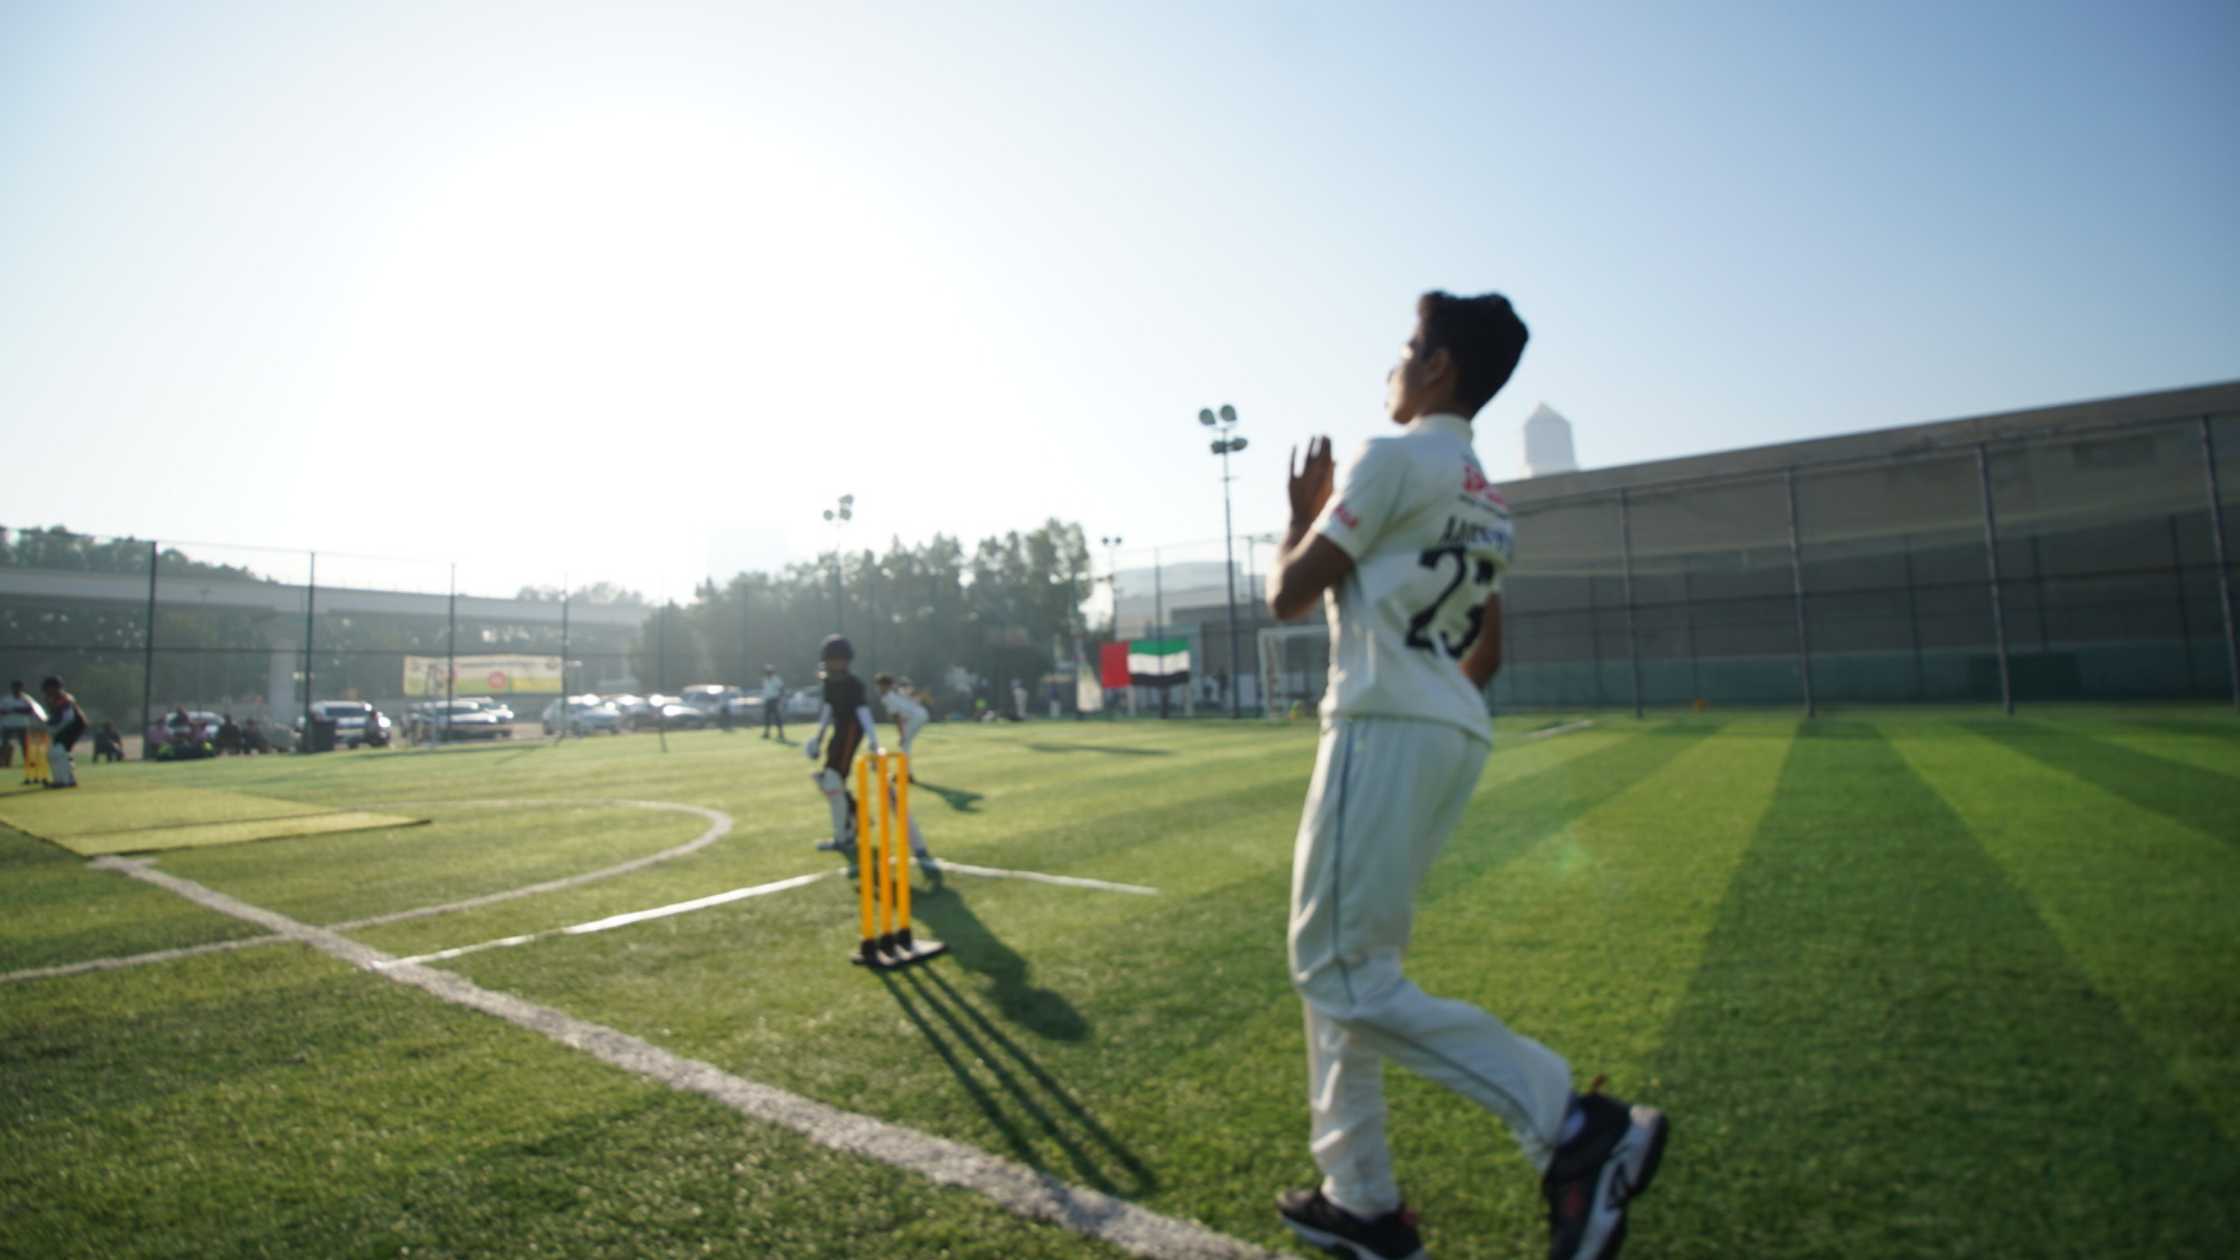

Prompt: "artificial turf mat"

[0,784,421,854]
[53,810,428,856]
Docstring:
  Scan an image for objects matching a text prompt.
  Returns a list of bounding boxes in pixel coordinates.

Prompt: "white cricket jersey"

[885,691,927,730]
[1310,412,1514,741]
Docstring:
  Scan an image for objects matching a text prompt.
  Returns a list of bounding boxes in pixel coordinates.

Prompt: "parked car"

[298,700,393,750]
[602,693,653,728]
[784,687,823,719]
[679,684,744,714]
[406,700,511,741]
[459,696,516,723]
[650,702,708,731]
[147,709,222,760]
[540,696,622,735]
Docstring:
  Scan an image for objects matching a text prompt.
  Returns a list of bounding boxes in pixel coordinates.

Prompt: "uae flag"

[1127,638,1191,687]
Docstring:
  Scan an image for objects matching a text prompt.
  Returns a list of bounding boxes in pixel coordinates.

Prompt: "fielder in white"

[1264,291,1666,1260]
[873,673,928,780]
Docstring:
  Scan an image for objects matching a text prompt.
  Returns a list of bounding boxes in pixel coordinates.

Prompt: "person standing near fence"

[1262,291,1666,1260]
[39,676,84,789]
[760,665,786,740]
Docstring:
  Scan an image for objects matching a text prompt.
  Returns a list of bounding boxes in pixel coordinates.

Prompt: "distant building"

[1523,403,1578,476]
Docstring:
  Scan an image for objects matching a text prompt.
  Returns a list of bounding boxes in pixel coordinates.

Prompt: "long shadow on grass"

[911,781,985,813]
[1647,721,2240,1260]
[1020,742,1171,757]
[1965,719,2240,845]
[911,887,1087,1042]
[876,964,1155,1198]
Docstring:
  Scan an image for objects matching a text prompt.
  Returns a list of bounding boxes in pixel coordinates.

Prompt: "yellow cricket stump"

[24,729,51,785]
[850,751,945,969]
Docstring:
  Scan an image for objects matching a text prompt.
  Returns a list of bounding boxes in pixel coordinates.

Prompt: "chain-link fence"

[11,397,2236,747]
[0,532,645,758]
[1118,394,2240,716]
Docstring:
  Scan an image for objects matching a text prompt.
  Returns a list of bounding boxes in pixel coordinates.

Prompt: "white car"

[298,701,393,749]
[784,687,823,719]
[408,700,511,742]
[541,697,622,735]
[679,684,743,714]
[460,696,516,723]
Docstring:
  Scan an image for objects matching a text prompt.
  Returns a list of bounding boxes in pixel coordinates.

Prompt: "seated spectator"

[217,714,243,755]
[93,720,126,763]
[242,718,269,754]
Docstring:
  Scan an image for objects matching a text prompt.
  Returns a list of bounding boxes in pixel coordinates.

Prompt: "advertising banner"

[403,655,564,697]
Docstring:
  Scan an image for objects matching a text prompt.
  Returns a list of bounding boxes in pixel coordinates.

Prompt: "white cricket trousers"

[1289,716,1572,1218]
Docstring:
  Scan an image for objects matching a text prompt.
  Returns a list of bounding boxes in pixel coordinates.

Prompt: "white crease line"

[9,799,734,985]
[2,933,286,985]
[330,799,732,929]
[381,871,835,968]
[93,858,1274,1260]
[1523,719,1597,741]
[935,862,1160,896]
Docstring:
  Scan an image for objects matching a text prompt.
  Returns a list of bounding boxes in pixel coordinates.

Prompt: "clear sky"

[5,0,2235,600]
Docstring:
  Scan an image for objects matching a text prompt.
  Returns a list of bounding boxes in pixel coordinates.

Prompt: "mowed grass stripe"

[0,946,1144,1260]
[2093,716,2240,783]
[1893,721,2240,1143]
[1647,721,2240,1260]
[1961,718,2240,846]
[1136,720,1767,1253]
[434,722,1674,1250]
[1379,722,1792,1253]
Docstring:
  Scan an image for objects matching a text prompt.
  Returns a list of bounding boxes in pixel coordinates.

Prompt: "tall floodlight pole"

[823,494,855,634]
[1099,535,1125,631]
[1200,404,1248,718]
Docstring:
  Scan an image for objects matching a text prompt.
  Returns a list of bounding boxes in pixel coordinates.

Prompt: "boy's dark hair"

[1417,291,1528,417]
[40,675,62,690]
[873,672,894,687]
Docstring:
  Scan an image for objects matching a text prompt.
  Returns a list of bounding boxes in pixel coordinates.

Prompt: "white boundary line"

[92,859,1276,1260]
[380,870,836,968]
[1523,719,1597,741]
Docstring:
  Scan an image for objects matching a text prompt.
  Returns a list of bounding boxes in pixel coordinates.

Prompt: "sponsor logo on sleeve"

[1333,504,1360,529]
[1460,463,1508,508]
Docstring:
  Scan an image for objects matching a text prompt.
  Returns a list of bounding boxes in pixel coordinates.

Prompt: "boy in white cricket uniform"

[873,673,928,780]
[1265,292,1666,1260]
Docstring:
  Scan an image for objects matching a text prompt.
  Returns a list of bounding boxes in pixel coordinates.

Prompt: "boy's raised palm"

[1289,436,1335,524]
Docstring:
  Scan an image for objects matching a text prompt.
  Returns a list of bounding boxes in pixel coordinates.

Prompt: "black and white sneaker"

[1542,1078,1667,1260]
[1275,1187,1427,1260]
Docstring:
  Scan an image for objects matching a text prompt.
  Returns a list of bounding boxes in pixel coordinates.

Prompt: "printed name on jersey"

[1438,515,1512,549]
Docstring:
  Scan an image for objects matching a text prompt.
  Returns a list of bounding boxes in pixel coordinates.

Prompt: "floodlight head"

[1198,408,1216,426]
[1210,440,1225,455]
[1219,404,1236,424]
[1230,436,1248,451]
[840,494,854,506]
[839,508,853,521]
[822,510,834,521]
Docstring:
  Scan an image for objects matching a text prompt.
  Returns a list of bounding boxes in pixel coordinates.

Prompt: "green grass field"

[4,711,2237,1259]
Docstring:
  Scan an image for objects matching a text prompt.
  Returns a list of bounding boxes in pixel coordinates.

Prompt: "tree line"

[632,520,1097,713]
[2,520,1102,725]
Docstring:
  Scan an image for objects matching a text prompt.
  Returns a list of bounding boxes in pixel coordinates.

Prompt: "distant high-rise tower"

[1523,403,1578,476]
